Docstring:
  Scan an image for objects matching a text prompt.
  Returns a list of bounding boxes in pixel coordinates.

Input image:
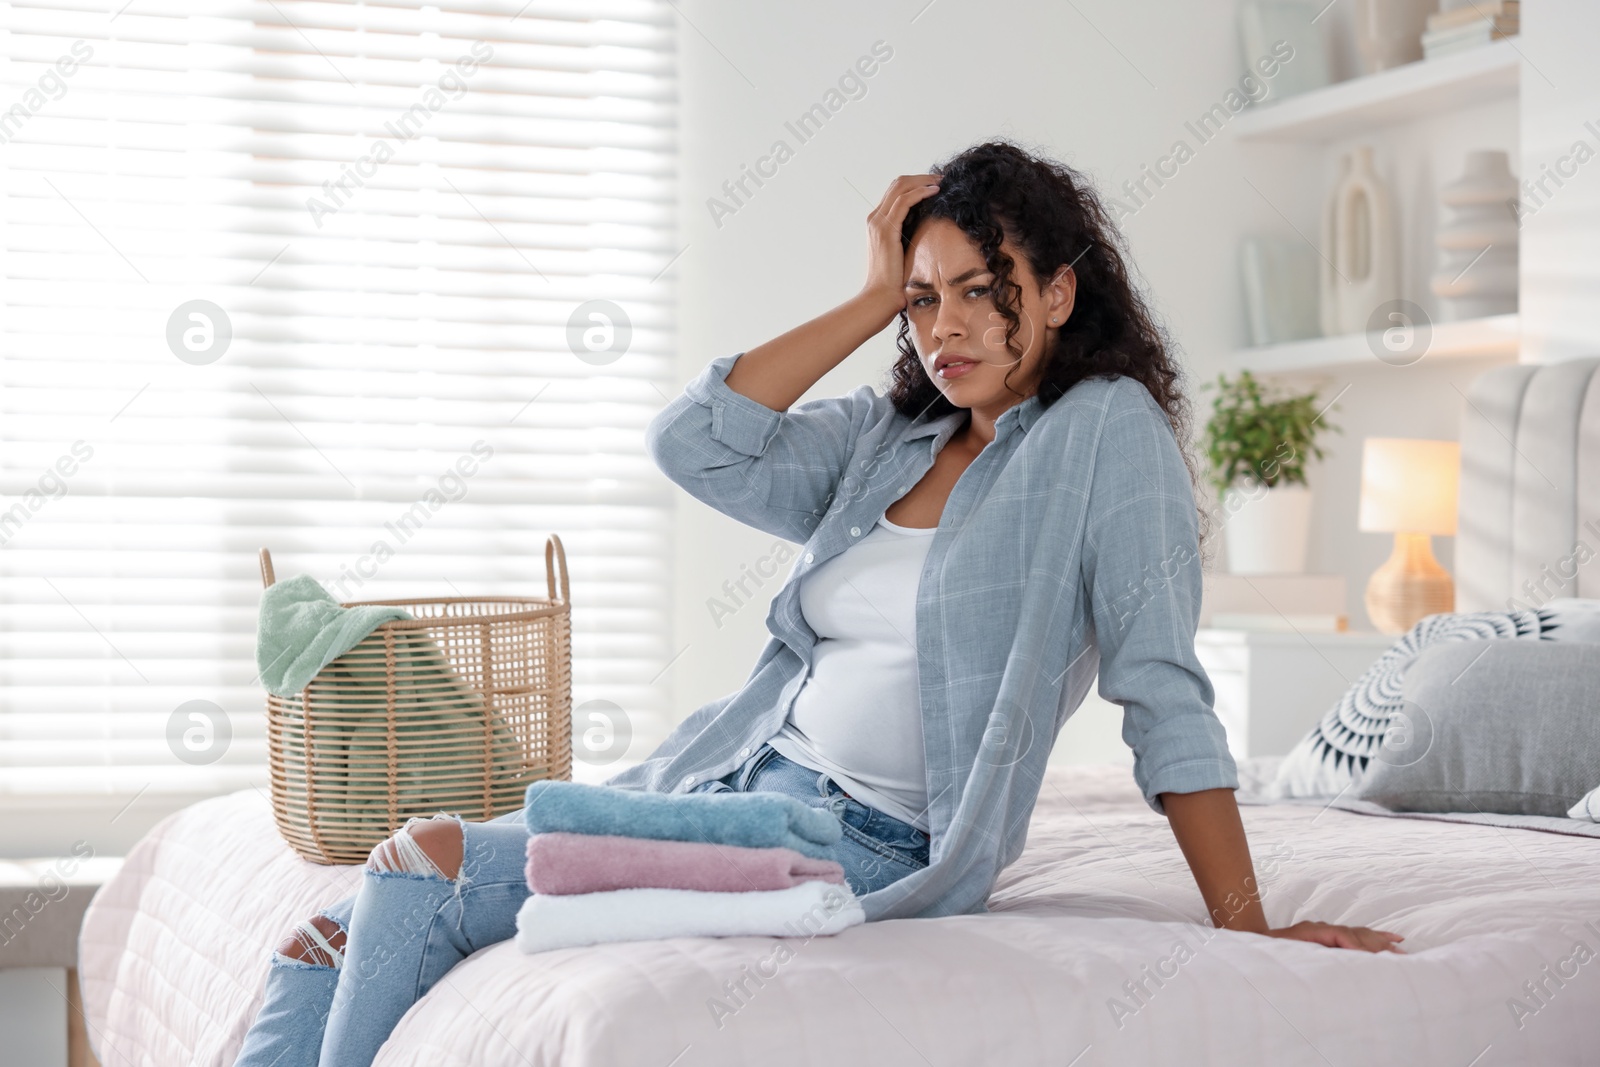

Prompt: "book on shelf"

[1427,1,1517,33]
[1425,17,1519,43]
[1424,24,1519,59]
[1209,612,1350,633]
[1199,573,1347,629]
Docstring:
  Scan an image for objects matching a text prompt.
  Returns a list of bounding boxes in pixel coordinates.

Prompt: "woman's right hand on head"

[729,173,942,407]
[860,173,942,313]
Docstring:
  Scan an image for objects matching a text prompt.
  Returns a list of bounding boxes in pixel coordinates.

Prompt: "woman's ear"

[1047,265,1076,326]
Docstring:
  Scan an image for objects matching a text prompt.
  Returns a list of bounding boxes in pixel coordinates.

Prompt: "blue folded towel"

[522,780,842,860]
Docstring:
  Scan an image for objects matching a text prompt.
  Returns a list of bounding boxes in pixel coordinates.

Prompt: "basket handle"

[257,541,564,598]
[544,534,570,602]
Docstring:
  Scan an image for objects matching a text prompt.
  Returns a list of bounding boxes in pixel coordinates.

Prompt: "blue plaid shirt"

[602,352,1238,921]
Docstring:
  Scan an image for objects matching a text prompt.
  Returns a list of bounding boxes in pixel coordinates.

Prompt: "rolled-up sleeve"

[646,352,883,543]
[1080,378,1238,815]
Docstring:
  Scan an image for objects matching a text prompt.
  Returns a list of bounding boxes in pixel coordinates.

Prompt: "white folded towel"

[513,879,865,953]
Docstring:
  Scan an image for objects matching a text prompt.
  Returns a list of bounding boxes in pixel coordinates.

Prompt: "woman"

[236,140,1403,1067]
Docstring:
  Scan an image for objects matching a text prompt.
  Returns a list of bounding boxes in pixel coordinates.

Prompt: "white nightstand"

[1194,628,1395,760]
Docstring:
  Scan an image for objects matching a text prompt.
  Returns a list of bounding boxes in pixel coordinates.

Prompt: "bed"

[77,759,1600,1066]
[80,358,1600,1066]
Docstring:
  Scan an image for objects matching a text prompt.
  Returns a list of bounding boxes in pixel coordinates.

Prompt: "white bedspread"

[80,763,1600,1066]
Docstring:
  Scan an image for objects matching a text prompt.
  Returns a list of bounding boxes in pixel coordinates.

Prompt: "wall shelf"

[1233,38,1520,143]
[1233,312,1519,373]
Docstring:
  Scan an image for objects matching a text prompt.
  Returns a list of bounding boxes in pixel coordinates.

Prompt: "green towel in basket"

[257,575,414,697]
[257,574,527,832]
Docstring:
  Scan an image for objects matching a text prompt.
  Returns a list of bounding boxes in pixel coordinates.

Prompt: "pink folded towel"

[525,832,846,895]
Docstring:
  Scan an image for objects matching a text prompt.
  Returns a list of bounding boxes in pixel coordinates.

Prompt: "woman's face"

[902,217,1075,414]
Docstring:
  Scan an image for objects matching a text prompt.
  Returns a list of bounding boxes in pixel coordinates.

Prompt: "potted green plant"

[1201,370,1341,575]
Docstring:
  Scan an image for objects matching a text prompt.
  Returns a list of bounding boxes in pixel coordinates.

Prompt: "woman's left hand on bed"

[1265,920,1406,953]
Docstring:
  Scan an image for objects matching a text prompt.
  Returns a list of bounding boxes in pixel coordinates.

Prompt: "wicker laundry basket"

[258,536,573,864]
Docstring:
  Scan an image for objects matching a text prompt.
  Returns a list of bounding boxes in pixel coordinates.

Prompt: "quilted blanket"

[80,762,1600,1066]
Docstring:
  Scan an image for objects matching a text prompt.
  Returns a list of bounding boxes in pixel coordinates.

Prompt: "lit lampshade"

[1358,437,1460,634]
[1358,438,1460,536]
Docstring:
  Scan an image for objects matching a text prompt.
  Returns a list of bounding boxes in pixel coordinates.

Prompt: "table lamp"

[1358,437,1460,634]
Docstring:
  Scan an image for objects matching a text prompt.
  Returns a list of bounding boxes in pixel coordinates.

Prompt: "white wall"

[1245,88,1519,622]
[656,0,1585,768]
[664,0,1301,767]
[1519,0,1600,363]
[1237,4,1600,614]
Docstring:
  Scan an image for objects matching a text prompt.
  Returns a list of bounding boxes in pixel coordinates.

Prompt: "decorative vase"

[1242,234,1321,346]
[1430,149,1519,320]
[1353,0,1438,73]
[1224,483,1314,575]
[1319,145,1400,336]
[1237,1,1333,103]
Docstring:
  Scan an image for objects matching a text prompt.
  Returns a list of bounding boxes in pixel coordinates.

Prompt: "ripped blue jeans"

[232,805,531,1067]
[232,742,929,1067]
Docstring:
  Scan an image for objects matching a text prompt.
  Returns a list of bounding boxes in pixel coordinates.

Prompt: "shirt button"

[738,747,750,757]
[804,552,815,563]
[897,485,908,492]
[683,775,696,786]
[849,526,861,537]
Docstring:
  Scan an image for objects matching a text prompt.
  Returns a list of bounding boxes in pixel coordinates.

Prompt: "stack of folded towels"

[512,779,865,954]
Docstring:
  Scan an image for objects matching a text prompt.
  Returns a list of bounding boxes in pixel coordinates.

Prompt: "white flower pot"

[1223,483,1313,575]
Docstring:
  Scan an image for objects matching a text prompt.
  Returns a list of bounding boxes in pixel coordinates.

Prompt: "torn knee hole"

[366,814,462,880]
[275,915,346,969]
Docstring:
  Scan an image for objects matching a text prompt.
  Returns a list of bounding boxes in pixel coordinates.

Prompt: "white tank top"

[765,512,936,832]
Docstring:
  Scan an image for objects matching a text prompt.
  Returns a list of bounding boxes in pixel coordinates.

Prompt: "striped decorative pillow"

[1268,599,1600,799]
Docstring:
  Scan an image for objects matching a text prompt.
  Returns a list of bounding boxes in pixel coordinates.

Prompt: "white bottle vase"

[1430,149,1519,320]
[1224,483,1314,575]
[1319,145,1400,336]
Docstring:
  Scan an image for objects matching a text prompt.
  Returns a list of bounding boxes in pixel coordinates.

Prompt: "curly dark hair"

[886,137,1210,554]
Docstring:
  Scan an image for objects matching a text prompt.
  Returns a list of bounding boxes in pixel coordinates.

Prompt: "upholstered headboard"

[1456,357,1600,611]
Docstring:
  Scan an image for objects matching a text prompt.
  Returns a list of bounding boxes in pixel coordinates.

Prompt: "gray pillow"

[1352,639,1600,817]
[1268,597,1600,800]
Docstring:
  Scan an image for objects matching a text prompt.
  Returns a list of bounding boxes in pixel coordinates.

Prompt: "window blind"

[0,0,678,812]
